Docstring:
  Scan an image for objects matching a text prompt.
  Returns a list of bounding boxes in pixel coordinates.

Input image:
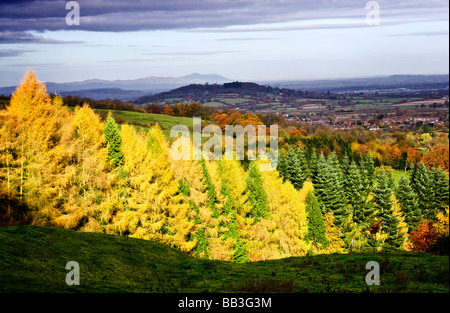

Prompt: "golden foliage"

[323,212,346,254]
[256,168,309,259]
[434,207,449,238]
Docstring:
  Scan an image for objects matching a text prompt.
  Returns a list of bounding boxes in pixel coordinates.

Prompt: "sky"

[0,0,448,86]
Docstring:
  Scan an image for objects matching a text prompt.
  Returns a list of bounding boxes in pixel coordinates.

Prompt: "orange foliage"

[163,104,175,116]
[384,144,402,168]
[422,146,449,172]
[288,128,306,138]
[406,148,422,166]
[230,112,241,121]
[396,140,409,153]
[235,113,263,127]
[214,113,232,131]
[409,220,439,252]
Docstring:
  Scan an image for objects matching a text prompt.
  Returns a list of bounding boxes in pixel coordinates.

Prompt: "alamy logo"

[365,261,380,285]
[66,1,80,26]
[170,117,278,171]
[365,1,380,26]
[65,261,80,285]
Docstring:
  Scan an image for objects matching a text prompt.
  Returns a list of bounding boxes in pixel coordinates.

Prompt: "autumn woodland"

[0,71,449,264]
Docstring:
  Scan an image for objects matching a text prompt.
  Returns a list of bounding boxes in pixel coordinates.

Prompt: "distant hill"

[134,74,449,105]
[134,81,306,105]
[266,74,449,93]
[0,73,231,101]
[1,74,447,101]
[58,88,150,101]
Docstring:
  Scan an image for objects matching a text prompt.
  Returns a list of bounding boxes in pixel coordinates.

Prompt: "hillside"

[0,73,231,100]
[95,109,197,137]
[0,226,448,293]
[133,81,306,105]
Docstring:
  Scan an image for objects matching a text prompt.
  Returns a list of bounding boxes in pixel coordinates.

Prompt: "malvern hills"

[0,74,447,102]
[0,73,232,101]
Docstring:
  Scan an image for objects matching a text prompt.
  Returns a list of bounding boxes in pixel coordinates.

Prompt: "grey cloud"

[0,49,36,57]
[0,0,448,33]
[0,31,83,43]
[184,20,411,33]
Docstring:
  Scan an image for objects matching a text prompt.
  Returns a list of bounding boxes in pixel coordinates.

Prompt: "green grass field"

[391,169,409,184]
[0,226,448,293]
[96,109,196,137]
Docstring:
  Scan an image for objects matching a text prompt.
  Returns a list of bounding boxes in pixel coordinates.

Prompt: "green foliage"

[374,167,394,217]
[194,227,208,258]
[200,158,219,218]
[361,153,376,192]
[283,146,307,190]
[233,238,249,263]
[178,179,190,197]
[313,153,349,227]
[103,112,124,168]
[276,147,288,181]
[305,192,329,249]
[396,176,421,231]
[410,162,435,220]
[308,150,319,180]
[245,161,270,222]
[375,167,405,249]
[431,168,449,214]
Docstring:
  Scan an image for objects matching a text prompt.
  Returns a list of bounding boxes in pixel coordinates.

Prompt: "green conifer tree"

[296,147,309,179]
[276,147,288,181]
[374,167,405,250]
[313,153,349,228]
[103,112,124,168]
[285,146,307,190]
[342,159,373,248]
[194,227,208,258]
[312,153,330,211]
[431,168,449,214]
[305,191,329,249]
[361,153,375,193]
[395,176,421,231]
[200,158,219,218]
[308,150,319,180]
[245,161,270,222]
[343,160,364,208]
[410,162,434,220]
[233,238,249,263]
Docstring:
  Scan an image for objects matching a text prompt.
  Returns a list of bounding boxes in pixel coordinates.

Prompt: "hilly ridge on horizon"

[0,73,447,102]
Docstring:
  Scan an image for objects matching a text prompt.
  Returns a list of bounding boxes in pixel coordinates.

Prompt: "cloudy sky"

[0,0,448,86]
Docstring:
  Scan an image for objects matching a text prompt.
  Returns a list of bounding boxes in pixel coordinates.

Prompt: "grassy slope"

[95,109,195,137]
[0,226,448,293]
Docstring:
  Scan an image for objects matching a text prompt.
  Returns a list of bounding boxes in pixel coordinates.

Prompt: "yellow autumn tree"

[323,212,346,254]
[0,105,27,225]
[434,207,449,238]
[147,124,195,252]
[56,104,114,231]
[113,124,194,252]
[6,70,55,208]
[2,71,87,227]
[259,169,310,259]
